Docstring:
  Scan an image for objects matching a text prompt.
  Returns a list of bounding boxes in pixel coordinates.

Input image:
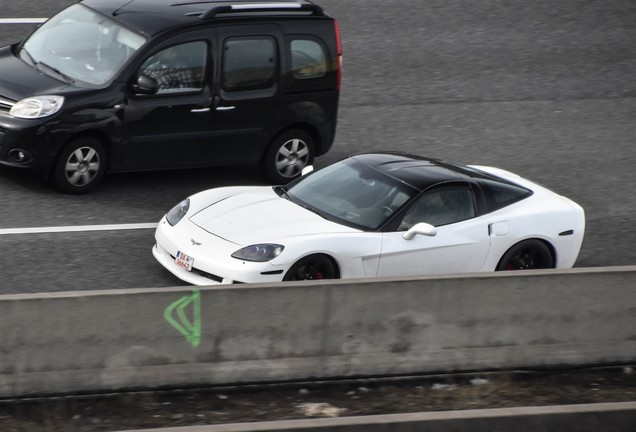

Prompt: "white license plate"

[175,251,194,271]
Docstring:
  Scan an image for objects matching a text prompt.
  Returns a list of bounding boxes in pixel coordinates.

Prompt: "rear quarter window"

[290,38,327,79]
[480,178,533,212]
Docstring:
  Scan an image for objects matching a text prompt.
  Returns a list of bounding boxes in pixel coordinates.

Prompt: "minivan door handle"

[212,95,235,111]
[190,107,210,113]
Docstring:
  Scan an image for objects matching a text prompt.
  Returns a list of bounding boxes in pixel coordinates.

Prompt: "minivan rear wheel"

[53,137,106,194]
[262,129,314,184]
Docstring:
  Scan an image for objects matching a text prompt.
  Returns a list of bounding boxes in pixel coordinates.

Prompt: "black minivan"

[0,0,341,193]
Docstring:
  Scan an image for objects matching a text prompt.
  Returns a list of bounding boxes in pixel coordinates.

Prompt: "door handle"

[190,107,210,113]
[216,106,236,111]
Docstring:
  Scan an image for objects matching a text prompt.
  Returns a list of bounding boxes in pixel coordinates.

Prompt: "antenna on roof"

[112,0,136,16]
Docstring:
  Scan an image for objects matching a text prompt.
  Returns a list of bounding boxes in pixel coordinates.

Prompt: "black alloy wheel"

[283,254,337,281]
[496,239,554,271]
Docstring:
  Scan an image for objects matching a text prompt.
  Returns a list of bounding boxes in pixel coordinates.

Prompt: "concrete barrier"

[1,266,635,397]
[114,402,636,432]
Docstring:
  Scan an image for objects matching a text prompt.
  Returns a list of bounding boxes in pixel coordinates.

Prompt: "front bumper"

[153,242,230,286]
[0,112,58,174]
[153,218,287,286]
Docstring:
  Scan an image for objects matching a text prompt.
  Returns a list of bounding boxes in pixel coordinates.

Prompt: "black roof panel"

[351,152,482,191]
[81,0,323,37]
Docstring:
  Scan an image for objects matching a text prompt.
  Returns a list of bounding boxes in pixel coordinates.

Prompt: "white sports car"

[153,152,585,285]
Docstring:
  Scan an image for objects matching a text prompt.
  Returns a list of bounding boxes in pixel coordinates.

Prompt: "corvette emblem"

[191,239,202,246]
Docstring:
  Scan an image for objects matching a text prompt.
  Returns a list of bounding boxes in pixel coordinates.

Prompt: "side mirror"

[301,165,314,176]
[403,222,437,240]
[131,75,159,95]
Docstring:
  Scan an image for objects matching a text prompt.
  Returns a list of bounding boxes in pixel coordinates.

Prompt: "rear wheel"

[283,254,337,281]
[496,239,554,271]
[53,137,106,194]
[262,129,314,184]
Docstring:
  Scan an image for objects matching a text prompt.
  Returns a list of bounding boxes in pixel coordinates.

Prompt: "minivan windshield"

[20,4,147,85]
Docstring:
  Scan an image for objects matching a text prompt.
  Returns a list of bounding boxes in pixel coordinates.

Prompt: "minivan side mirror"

[402,222,437,240]
[131,75,159,95]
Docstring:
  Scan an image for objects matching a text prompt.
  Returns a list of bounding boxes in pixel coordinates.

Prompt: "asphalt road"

[1,0,635,294]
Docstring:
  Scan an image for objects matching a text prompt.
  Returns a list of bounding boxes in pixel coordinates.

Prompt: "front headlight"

[166,198,190,226]
[10,95,64,119]
[232,244,284,262]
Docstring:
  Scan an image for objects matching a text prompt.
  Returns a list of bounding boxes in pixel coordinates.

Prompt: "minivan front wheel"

[262,130,314,184]
[53,137,106,194]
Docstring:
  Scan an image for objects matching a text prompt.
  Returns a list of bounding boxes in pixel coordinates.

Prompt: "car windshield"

[286,158,418,230]
[19,4,147,85]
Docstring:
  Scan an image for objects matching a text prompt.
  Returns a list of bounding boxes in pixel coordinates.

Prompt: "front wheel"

[261,129,314,184]
[53,137,106,194]
[283,254,337,281]
[496,239,554,271]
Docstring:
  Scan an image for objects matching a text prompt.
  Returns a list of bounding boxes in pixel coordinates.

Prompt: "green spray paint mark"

[164,290,201,348]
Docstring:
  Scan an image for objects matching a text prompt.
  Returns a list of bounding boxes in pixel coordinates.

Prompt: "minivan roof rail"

[197,2,325,19]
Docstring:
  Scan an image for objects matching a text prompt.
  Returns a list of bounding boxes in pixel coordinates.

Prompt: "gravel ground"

[0,365,634,431]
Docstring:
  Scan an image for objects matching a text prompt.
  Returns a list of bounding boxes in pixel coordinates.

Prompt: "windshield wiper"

[274,186,329,220]
[36,61,76,84]
[297,201,330,220]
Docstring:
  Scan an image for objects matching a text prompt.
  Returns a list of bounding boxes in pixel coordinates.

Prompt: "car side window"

[479,178,533,212]
[291,38,327,79]
[398,187,476,229]
[222,36,277,91]
[140,41,207,94]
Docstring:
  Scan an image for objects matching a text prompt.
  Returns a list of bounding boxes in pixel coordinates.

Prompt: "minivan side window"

[222,37,277,91]
[291,39,327,79]
[140,41,207,94]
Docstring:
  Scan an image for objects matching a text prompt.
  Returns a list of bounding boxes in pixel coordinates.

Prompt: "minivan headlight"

[232,244,284,262]
[166,198,190,226]
[10,95,65,119]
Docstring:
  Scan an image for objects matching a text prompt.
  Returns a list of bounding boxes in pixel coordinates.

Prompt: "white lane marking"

[0,18,47,24]
[0,223,158,235]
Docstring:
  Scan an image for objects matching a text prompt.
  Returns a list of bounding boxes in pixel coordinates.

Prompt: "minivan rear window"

[222,36,277,91]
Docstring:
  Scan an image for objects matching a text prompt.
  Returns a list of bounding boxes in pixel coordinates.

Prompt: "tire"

[262,129,314,184]
[53,137,106,194]
[283,254,337,281]
[496,239,554,271]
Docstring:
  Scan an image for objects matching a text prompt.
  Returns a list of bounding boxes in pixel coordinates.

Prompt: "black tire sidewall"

[496,239,554,271]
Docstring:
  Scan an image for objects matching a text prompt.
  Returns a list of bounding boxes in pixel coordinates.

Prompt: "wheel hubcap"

[65,147,100,186]
[77,161,89,174]
[276,138,309,178]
